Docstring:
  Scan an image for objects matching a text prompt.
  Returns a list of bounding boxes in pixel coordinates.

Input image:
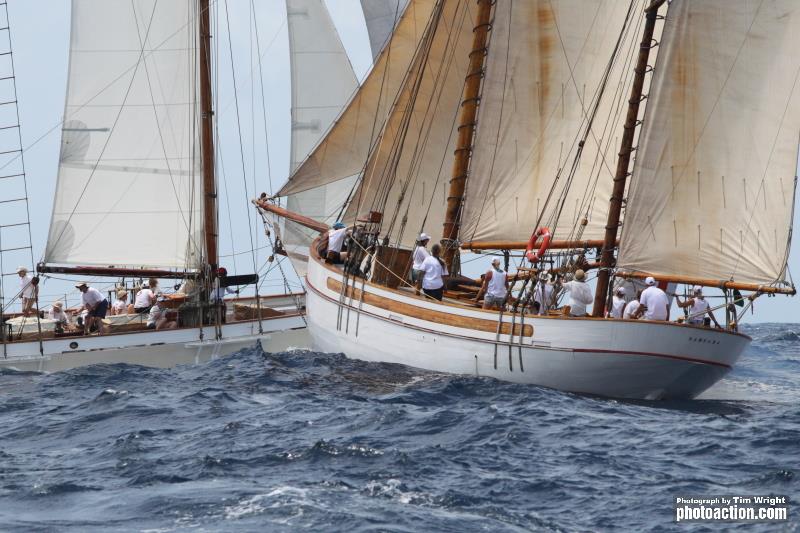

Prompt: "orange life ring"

[525,226,552,263]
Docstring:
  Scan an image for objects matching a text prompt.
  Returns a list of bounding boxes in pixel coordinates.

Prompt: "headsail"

[459,0,642,244]
[361,0,410,60]
[44,0,203,270]
[617,0,800,286]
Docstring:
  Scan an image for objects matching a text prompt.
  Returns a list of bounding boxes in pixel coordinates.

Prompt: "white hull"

[0,298,310,373]
[305,255,750,400]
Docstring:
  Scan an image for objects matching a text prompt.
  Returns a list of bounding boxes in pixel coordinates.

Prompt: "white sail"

[460,0,640,244]
[361,0,410,59]
[44,0,203,270]
[617,0,800,285]
[278,0,439,196]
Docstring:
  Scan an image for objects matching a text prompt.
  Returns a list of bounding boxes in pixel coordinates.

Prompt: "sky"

[2,0,799,323]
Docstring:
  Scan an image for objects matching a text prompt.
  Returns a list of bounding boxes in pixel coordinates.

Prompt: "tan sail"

[617,0,800,286]
[459,0,643,245]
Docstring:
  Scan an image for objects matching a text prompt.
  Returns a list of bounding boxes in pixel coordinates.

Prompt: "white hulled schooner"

[0,1,307,372]
[257,0,799,399]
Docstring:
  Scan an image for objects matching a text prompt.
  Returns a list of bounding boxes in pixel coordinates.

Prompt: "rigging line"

[223,0,260,280]
[46,0,160,255]
[0,0,219,175]
[250,0,273,195]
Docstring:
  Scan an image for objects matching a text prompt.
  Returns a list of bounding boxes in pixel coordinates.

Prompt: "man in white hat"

[75,282,108,335]
[609,285,627,319]
[48,301,71,332]
[16,266,36,317]
[533,270,555,315]
[475,257,509,310]
[676,285,720,328]
[562,269,593,317]
[411,233,431,283]
[638,276,670,321]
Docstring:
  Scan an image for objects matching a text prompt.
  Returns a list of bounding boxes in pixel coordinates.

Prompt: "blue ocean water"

[0,324,797,532]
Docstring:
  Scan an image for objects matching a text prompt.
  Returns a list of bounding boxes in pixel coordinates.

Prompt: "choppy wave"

[0,324,797,531]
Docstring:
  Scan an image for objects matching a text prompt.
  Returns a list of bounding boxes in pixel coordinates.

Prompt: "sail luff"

[592,0,667,317]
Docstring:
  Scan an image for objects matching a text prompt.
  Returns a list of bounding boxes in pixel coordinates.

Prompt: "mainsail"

[283,0,359,273]
[617,0,800,286]
[361,0,410,59]
[44,0,203,270]
[459,0,642,244]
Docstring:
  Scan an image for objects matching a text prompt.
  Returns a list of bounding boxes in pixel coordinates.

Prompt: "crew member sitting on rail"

[416,243,448,301]
[146,297,178,330]
[48,301,71,332]
[562,269,593,317]
[326,222,349,265]
[411,233,431,283]
[676,286,720,328]
[532,271,555,315]
[623,290,642,319]
[111,289,129,315]
[475,257,508,310]
[609,286,626,318]
[16,266,37,317]
[637,276,670,321]
[134,278,159,313]
[76,281,108,335]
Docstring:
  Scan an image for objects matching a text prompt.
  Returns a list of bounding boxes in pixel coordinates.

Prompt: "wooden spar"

[592,0,667,318]
[199,0,217,273]
[616,271,797,295]
[37,264,199,279]
[252,198,329,234]
[440,0,493,271]
[462,239,614,251]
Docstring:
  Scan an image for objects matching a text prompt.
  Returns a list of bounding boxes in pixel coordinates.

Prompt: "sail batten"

[617,0,800,286]
[44,0,203,270]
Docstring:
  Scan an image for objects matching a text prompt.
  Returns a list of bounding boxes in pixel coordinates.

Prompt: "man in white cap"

[676,286,720,328]
[638,276,669,321]
[411,233,431,283]
[533,270,555,315]
[562,269,593,317]
[609,285,627,319]
[75,281,108,335]
[475,257,509,310]
[16,266,36,316]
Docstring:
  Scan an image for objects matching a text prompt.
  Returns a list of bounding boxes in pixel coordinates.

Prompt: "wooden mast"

[440,0,493,271]
[199,0,218,275]
[591,0,666,317]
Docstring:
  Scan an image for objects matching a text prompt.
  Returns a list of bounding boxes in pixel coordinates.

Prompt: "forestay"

[617,0,800,286]
[361,0,410,60]
[44,0,203,270]
[460,0,640,244]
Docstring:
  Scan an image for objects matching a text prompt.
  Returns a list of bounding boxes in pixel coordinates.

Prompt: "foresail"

[278,0,439,197]
[44,0,202,270]
[460,0,639,244]
[617,0,800,286]
[361,0,410,60]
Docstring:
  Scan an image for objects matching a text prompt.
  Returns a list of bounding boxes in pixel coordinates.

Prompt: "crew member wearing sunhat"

[75,281,108,335]
[411,233,431,283]
[609,285,627,318]
[562,269,593,317]
[48,300,71,331]
[16,266,37,317]
[676,285,720,327]
[111,289,129,315]
[475,257,509,310]
[638,276,670,321]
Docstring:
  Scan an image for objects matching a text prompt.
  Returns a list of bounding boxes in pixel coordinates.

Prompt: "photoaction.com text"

[675,496,788,522]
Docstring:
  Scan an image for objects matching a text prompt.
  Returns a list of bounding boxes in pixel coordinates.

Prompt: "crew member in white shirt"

[111,289,130,315]
[411,233,431,283]
[562,269,593,317]
[147,298,178,330]
[623,290,642,319]
[676,286,720,327]
[415,243,448,301]
[48,301,71,331]
[638,276,670,321]
[134,279,158,313]
[325,222,349,264]
[533,272,555,315]
[609,286,627,318]
[76,281,108,335]
[16,266,37,316]
[475,257,508,310]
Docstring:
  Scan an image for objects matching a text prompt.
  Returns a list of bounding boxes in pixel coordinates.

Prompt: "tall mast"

[592,0,666,317]
[199,0,218,273]
[440,0,493,271]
